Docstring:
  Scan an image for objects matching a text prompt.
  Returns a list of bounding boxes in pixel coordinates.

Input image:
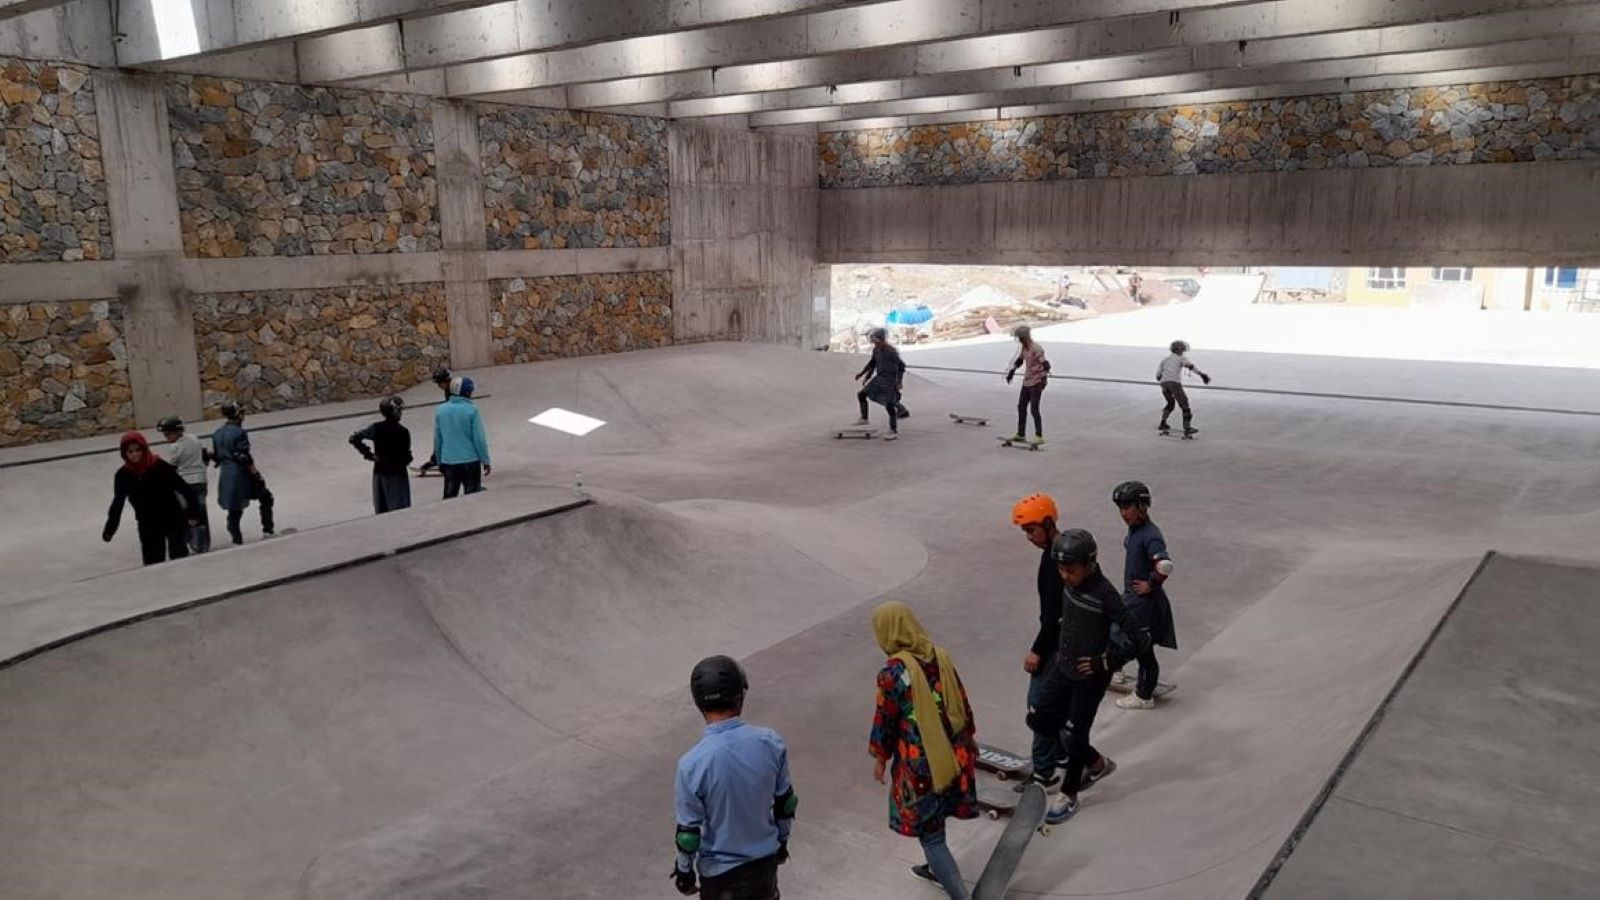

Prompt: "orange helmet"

[1011,493,1058,527]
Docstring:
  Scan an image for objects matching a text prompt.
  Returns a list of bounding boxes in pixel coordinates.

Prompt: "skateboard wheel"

[1038,825,1052,836]
[987,810,1000,820]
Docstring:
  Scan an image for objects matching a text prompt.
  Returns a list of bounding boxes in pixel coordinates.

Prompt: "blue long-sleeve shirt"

[432,396,490,466]
[674,718,793,877]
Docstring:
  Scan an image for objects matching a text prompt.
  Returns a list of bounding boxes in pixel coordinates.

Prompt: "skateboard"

[977,778,1029,821]
[1158,428,1198,441]
[411,466,441,478]
[949,413,989,426]
[972,782,1050,900]
[1106,679,1177,697]
[262,527,298,539]
[998,436,1044,451]
[976,743,1032,782]
[833,427,878,440]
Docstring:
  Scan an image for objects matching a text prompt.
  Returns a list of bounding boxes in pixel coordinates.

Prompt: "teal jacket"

[432,397,490,466]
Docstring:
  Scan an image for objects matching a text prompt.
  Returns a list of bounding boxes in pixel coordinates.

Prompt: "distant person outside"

[349,396,413,514]
[433,376,491,498]
[102,431,199,565]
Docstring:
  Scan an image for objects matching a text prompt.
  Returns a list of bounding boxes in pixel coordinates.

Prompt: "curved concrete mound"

[0,493,925,900]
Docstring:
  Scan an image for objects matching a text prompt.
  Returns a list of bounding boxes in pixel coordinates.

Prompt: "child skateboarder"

[211,402,274,544]
[102,431,200,565]
[1011,493,1066,787]
[349,396,413,514]
[158,416,211,553]
[854,327,907,441]
[672,655,796,900]
[1112,481,1179,710]
[868,601,978,899]
[1004,325,1051,446]
[1026,530,1150,825]
[433,376,491,498]
[1156,340,1211,437]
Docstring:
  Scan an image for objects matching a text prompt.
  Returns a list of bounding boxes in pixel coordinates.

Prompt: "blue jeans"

[1028,672,1065,777]
[918,829,968,900]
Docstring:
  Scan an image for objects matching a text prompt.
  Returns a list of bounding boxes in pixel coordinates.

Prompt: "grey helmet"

[156,415,184,433]
[690,655,748,713]
[1112,480,1152,508]
[1170,340,1189,354]
[868,327,888,342]
[1050,528,1099,565]
[1012,324,1032,341]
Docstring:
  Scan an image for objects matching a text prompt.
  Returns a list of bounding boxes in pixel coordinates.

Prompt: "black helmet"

[219,402,240,420]
[379,396,404,419]
[1170,340,1189,354]
[431,367,452,386]
[1050,528,1098,565]
[1112,480,1152,508]
[868,327,888,342]
[157,415,183,432]
[689,655,748,713]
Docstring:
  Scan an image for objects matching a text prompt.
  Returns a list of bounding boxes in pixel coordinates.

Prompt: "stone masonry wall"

[491,271,671,363]
[0,57,110,262]
[481,106,669,250]
[0,300,132,447]
[819,75,1600,188]
[192,283,450,414]
[167,77,438,258]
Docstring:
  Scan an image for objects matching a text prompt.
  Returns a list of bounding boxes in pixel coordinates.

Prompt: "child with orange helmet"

[1011,493,1067,786]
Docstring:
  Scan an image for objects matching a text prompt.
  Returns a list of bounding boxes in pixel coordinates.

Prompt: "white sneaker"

[1111,670,1130,686]
[1116,694,1155,710]
[854,418,869,425]
[883,432,899,441]
[1044,792,1079,825]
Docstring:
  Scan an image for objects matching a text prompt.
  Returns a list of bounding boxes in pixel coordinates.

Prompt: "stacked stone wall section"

[192,283,450,415]
[491,271,672,363]
[0,299,132,446]
[0,56,110,263]
[480,106,669,251]
[818,75,1600,188]
[167,76,439,258]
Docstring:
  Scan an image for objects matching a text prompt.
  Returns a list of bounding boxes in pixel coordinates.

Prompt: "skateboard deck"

[976,743,1032,781]
[976,778,1023,820]
[411,467,441,477]
[998,436,1044,451]
[833,427,878,439]
[972,782,1050,900]
[1106,680,1177,697]
[949,413,989,426]
[1158,429,1197,441]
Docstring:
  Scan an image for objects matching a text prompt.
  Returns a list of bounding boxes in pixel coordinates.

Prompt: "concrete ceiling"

[102,0,1600,131]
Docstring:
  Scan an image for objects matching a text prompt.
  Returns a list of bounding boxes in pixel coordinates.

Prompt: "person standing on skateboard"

[854,327,907,441]
[868,601,978,899]
[1011,494,1066,787]
[1112,481,1179,709]
[1157,340,1210,437]
[433,376,491,498]
[1004,326,1050,446]
[349,396,413,515]
[1026,530,1150,825]
[672,655,796,900]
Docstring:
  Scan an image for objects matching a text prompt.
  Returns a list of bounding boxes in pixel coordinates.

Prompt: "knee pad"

[675,825,701,855]
[773,788,797,821]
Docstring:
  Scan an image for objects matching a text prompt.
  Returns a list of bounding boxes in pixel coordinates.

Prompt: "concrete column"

[94,70,202,425]
[433,100,493,369]
[809,264,832,350]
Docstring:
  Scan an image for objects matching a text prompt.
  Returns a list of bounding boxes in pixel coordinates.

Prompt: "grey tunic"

[211,422,254,512]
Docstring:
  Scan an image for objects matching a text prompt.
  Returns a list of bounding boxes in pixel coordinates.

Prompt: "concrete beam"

[0,0,70,21]
[297,0,891,83]
[748,33,1600,125]
[674,5,1600,118]
[816,161,1600,267]
[439,0,1593,100]
[113,0,507,67]
[0,0,115,66]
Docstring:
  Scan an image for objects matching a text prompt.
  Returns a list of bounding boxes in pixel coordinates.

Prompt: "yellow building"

[1342,266,1598,311]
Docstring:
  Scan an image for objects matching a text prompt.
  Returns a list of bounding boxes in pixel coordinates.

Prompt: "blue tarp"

[886,305,934,325]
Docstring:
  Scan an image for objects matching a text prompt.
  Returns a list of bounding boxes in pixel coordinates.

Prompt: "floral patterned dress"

[868,655,979,837]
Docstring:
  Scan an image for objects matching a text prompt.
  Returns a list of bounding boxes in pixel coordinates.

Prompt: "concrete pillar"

[94,70,202,425]
[810,264,832,350]
[433,100,493,369]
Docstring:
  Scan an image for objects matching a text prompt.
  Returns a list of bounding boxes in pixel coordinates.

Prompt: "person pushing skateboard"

[1026,529,1151,825]
[1011,494,1066,787]
[672,655,796,900]
[1112,481,1180,709]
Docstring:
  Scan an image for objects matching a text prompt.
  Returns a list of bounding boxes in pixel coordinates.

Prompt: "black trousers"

[1032,671,1111,794]
[440,461,484,499]
[137,521,189,565]
[699,856,780,900]
[1160,382,1192,429]
[1134,646,1161,700]
[1016,382,1045,437]
[858,389,900,433]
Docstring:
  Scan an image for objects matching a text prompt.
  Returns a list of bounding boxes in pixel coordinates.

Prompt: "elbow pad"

[675,825,701,854]
[773,788,798,821]
[1155,558,1174,576]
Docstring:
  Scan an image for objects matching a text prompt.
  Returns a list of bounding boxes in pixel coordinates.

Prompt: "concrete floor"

[1,340,1598,898]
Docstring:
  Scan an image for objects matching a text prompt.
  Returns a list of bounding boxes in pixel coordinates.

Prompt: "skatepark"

[3,336,1598,898]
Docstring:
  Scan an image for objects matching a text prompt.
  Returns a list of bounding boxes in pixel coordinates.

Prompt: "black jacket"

[1047,567,1150,684]
[349,419,413,476]
[105,460,197,537]
[1030,547,1064,666]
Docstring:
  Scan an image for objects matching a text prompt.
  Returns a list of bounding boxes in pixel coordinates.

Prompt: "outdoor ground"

[1,299,1598,898]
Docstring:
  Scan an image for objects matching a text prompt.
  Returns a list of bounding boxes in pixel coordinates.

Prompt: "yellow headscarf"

[872,601,969,792]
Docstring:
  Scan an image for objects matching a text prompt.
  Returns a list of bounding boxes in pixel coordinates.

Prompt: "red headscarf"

[119,431,158,476]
